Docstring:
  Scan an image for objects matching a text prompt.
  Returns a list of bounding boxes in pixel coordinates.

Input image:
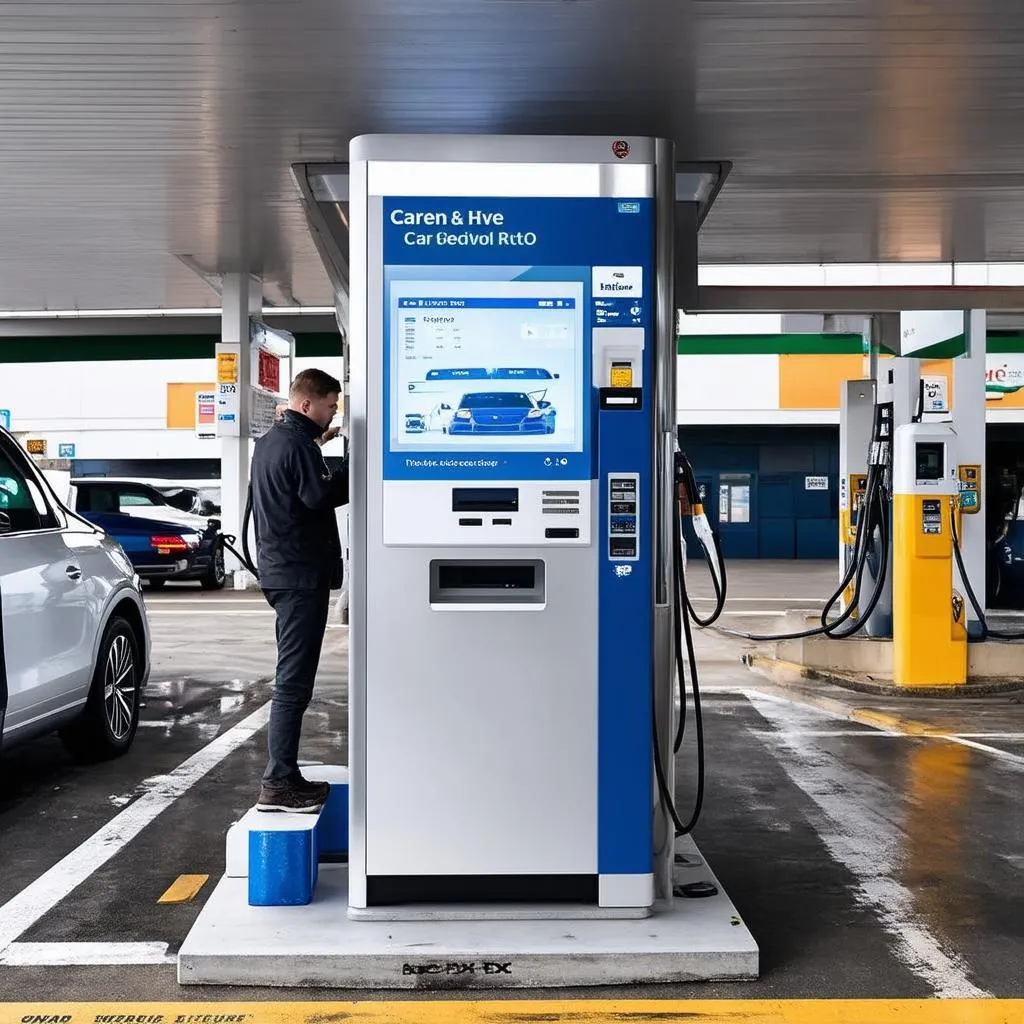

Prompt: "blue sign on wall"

[0,409,9,431]
[58,443,76,458]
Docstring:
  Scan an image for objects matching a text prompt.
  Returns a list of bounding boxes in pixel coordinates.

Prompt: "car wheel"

[200,540,227,590]
[59,617,141,762]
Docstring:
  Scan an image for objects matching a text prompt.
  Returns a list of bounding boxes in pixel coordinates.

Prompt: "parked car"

[142,479,221,518]
[76,509,205,586]
[988,495,1024,608]
[0,428,150,760]
[69,478,226,589]
[448,391,556,435]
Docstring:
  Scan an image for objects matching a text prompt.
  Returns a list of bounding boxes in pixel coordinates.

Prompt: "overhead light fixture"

[305,160,730,209]
[675,161,731,228]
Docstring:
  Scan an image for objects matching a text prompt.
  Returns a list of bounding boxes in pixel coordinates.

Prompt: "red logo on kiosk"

[611,139,630,160]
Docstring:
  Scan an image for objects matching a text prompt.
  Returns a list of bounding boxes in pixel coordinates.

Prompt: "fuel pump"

[890,423,967,687]
[695,391,895,645]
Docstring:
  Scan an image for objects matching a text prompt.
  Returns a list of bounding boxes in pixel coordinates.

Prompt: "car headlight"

[454,410,471,419]
[526,409,543,418]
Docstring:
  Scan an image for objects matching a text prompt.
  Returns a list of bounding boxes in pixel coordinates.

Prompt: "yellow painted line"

[1,1001,1022,1024]
[851,708,947,736]
[157,874,209,905]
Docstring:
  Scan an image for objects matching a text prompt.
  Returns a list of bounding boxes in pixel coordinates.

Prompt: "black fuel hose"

[653,492,706,838]
[951,503,1024,641]
[221,483,260,579]
[714,464,891,643]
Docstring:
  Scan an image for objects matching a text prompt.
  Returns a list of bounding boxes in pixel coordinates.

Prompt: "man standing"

[250,368,348,811]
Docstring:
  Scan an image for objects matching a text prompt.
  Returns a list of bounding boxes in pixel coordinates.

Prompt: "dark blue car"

[71,478,225,589]
[77,510,205,588]
[449,391,556,435]
[989,518,1024,608]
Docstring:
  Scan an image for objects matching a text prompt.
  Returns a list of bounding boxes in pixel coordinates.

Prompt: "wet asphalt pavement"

[0,564,1021,1002]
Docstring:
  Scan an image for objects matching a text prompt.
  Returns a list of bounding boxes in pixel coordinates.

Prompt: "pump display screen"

[379,196,654,481]
[389,281,583,454]
[915,442,944,481]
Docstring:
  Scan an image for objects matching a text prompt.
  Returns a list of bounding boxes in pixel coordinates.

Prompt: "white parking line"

[0,700,272,955]
[145,609,274,616]
[0,941,175,966]
[718,610,797,618]
[689,596,825,603]
[745,691,988,998]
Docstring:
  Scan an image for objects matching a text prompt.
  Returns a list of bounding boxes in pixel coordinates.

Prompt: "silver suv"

[0,428,150,760]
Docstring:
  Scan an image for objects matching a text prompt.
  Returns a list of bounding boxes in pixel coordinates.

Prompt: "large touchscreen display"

[389,279,584,456]
[379,196,652,481]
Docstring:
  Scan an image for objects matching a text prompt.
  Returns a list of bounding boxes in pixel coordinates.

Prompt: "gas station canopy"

[2,0,1024,311]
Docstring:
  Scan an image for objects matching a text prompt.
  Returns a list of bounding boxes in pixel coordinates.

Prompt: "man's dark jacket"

[250,410,349,589]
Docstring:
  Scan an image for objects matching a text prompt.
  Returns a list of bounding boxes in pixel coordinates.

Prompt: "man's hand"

[317,423,347,446]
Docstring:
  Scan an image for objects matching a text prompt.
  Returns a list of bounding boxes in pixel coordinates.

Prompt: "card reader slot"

[430,559,545,606]
[452,487,519,513]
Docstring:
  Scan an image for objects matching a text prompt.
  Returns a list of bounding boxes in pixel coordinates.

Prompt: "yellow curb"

[1,1001,1022,1024]
[850,708,947,737]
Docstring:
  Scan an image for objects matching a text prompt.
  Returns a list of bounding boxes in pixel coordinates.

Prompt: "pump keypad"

[608,474,639,560]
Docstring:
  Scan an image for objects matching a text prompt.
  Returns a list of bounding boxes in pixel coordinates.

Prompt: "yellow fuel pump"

[892,423,967,688]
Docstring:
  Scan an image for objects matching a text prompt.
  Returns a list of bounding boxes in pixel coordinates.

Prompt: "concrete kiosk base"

[177,836,758,989]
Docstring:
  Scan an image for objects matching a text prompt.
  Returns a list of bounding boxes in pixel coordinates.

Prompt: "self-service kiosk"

[346,135,677,918]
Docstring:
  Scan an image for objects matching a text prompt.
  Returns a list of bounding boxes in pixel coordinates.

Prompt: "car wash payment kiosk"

[347,135,677,917]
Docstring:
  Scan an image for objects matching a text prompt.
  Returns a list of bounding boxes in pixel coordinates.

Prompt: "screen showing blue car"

[449,391,556,435]
[388,282,583,454]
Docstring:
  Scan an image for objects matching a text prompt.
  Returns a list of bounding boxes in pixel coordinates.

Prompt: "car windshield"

[159,487,199,512]
[459,392,532,408]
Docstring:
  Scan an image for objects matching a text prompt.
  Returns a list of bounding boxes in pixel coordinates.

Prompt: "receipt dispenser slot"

[429,559,545,606]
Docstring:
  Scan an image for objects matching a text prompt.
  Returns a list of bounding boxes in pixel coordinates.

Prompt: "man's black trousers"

[262,586,331,786]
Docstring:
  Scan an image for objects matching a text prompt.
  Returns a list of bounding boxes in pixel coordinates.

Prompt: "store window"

[718,473,752,524]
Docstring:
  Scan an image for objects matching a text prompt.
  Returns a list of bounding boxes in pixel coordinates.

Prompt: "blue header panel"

[381,197,654,482]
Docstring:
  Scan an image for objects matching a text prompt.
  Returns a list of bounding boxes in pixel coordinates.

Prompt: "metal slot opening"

[429,559,545,607]
[452,487,519,513]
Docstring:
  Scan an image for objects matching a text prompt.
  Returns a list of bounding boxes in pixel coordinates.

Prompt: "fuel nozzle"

[673,448,726,608]
[674,449,702,517]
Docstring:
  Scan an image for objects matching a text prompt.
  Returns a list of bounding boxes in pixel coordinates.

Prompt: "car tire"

[59,617,141,763]
[200,539,226,591]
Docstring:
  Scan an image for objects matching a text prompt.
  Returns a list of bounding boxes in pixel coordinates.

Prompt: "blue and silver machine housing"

[347,134,679,918]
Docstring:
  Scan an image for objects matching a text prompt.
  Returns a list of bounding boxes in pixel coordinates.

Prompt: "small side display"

[607,473,639,561]
[915,442,944,482]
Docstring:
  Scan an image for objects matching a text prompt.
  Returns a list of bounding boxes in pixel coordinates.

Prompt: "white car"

[0,428,151,760]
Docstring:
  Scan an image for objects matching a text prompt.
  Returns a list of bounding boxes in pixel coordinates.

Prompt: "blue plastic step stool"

[224,765,349,907]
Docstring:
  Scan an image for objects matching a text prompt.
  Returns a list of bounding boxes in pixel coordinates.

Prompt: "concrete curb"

[742,653,1024,741]
[741,652,1024,699]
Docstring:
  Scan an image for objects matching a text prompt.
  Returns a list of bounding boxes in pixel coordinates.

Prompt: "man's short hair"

[290,367,341,400]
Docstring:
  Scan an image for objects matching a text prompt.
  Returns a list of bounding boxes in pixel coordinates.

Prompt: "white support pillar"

[955,309,987,636]
[218,274,262,587]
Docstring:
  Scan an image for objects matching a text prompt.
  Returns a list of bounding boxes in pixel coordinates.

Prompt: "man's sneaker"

[293,775,333,799]
[256,779,330,813]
